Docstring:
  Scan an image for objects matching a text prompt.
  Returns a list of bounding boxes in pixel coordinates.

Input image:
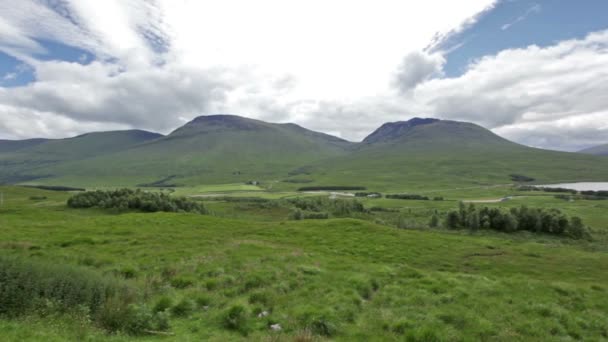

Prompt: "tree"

[504,213,518,232]
[568,217,588,239]
[446,211,460,229]
[429,214,440,228]
[467,210,480,231]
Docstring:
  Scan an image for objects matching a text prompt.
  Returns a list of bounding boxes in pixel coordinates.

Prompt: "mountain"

[5,115,353,186]
[291,118,608,191]
[0,138,49,153]
[0,130,163,184]
[1,115,607,189]
[579,144,608,156]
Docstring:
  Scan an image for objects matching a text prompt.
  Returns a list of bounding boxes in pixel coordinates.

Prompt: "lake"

[536,182,608,191]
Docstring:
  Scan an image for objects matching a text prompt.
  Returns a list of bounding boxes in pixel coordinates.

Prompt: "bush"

[297,308,338,337]
[153,296,173,313]
[0,256,168,334]
[286,197,366,217]
[354,192,382,198]
[510,174,535,182]
[170,276,195,289]
[67,188,206,214]
[386,194,429,200]
[222,304,250,335]
[171,298,195,317]
[444,203,591,239]
[297,186,366,191]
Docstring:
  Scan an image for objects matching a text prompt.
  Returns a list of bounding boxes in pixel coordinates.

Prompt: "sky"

[0,0,607,151]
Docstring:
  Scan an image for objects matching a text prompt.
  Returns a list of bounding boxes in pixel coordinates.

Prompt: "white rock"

[270,323,282,331]
[257,310,269,318]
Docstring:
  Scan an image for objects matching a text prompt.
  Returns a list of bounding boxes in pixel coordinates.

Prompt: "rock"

[270,323,282,331]
[257,310,269,318]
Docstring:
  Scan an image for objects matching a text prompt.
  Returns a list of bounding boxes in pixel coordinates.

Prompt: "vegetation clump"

[67,188,206,214]
[287,197,366,217]
[386,194,430,200]
[510,174,535,182]
[445,203,590,239]
[354,192,382,197]
[0,256,169,334]
[297,186,366,191]
[517,186,577,194]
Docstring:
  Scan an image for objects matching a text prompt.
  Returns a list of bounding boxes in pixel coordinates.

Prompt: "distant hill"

[2,115,353,186]
[290,118,608,191]
[1,115,607,189]
[0,130,163,184]
[579,144,608,156]
[0,138,49,153]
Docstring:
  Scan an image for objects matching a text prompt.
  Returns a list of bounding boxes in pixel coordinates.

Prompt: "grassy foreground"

[0,186,607,341]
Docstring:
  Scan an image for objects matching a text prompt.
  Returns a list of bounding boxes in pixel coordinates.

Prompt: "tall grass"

[0,256,167,334]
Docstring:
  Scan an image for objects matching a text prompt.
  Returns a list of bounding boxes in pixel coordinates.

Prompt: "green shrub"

[298,309,338,337]
[170,276,195,289]
[222,304,250,335]
[67,188,206,214]
[0,256,168,334]
[171,298,195,317]
[153,296,173,313]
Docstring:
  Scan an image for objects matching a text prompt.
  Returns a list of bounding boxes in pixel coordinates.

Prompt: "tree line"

[67,188,206,214]
[444,203,590,239]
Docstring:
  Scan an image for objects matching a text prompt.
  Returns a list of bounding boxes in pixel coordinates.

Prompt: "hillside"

[1,115,608,189]
[287,118,608,191]
[0,130,163,184]
[579,144,608,156]
[0,138,49,153]
[14,115,354,186]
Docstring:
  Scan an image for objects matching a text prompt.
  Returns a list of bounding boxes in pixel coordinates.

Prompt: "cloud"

[5,1,608,152]
[409,30,608,150]
[0,0,496,140]
[393,51,445,92]
[501,3,541,31]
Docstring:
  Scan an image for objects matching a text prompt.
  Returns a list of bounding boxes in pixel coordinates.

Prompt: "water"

[536,182,608,191]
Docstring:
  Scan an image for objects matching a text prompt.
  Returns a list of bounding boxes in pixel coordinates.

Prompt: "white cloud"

[0,0,496,140]
[408,30,608,150]
[501,3,541,31]
[393,51,445,92]
[6,1,608,152]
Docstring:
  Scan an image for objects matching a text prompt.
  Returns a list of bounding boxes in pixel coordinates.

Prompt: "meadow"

[1,184,607,341]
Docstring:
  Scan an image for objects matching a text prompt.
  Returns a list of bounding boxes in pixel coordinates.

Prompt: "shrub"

[153,296,173,313]
[297,308,338,337]
[297,186,366,191]
[222,304,250,335]
[171,298,195,317]
[386,194,430,200]
[286,197,366,217]
[0,256,168,334]
[170,276,195,289]
[67,188,206,214]
[444,203,591,239]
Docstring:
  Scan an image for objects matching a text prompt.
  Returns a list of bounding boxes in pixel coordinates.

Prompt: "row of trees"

[67,188,206,214]
[287,197,366,218]
[445,203,589,239]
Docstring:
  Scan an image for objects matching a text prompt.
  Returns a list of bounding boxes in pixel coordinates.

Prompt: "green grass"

[1,186,607,340]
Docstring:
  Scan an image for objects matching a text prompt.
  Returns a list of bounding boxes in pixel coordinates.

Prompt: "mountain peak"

[170,114,268,136]
[362,117,439,144]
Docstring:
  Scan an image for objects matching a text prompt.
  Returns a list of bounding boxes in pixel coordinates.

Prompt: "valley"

[1,116,607,341]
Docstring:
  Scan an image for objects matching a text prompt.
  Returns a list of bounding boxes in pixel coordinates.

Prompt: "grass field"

[1,185,607,341]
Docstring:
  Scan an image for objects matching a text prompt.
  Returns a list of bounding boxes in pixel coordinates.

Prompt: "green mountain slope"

[290,118,608,191]
[579,144,608,156]
[20,115,354,186]
[2,115,607,189]
[0,130,163,184]
[0,138,49,153]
